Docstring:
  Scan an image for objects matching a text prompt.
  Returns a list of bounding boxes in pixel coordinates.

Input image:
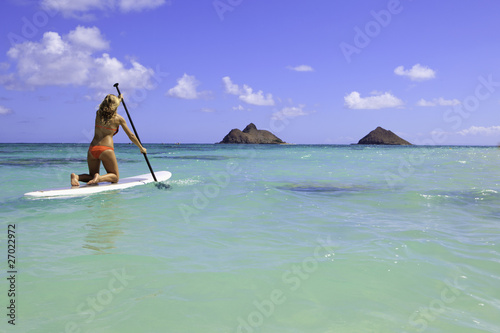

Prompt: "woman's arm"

[118,115,147,154]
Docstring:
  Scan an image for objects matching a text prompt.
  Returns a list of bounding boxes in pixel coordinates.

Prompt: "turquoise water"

[1,143,499,333]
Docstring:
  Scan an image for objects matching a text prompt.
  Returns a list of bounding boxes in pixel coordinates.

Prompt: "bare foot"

[71,173,80,187]
[88,173,100,185]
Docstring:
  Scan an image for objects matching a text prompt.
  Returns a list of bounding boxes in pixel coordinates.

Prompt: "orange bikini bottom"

[89,145,114,159]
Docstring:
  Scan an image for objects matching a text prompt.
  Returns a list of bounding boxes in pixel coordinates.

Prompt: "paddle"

[113,83,168,189]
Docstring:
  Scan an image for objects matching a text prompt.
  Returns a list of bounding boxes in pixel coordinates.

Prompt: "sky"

[1,0,500,145]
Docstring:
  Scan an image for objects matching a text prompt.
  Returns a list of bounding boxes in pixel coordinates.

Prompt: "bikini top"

[96,124,119,136]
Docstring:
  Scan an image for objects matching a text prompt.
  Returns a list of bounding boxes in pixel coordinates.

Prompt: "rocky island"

[358,126,412,145]
[219,123,285,144]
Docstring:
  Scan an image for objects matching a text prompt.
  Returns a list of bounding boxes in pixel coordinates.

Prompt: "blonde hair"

[97,94,122,124]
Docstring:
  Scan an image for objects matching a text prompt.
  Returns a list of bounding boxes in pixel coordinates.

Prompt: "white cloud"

[232,105,250,111]
[287,65,314,72]
[119,0,167,12]
[167,74,209,100]
[458,126,500,136]
[271,105,310,120]
[344,91,404,109]
[417,97,461,107]
[3,26,155,95]
[90,54,154,92]
[222,76,241,95]
[394,64,436,81]
[222,76,275,106]
[41,0,167,18]
[0,105,12,115]
[41,0,113,19]
[416,99,436,107]
[200,107,215,113]
[67,26,110,51]
[239,85,275,106]
[0,73,19,90]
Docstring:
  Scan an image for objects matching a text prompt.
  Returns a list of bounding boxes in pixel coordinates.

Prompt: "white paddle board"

[24,171,171,198]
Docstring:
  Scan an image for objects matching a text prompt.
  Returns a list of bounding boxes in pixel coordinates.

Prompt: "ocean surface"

[1,143,499,333]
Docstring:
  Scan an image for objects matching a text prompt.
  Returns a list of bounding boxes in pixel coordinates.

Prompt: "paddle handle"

[113,83,157,182]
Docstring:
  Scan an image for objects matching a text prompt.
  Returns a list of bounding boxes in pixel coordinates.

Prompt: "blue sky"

[1,0,500,145]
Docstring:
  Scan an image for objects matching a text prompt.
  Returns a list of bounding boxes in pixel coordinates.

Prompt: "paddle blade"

[155,182,171,190]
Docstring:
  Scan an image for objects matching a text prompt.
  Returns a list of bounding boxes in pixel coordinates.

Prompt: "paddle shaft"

[113,83,157,182]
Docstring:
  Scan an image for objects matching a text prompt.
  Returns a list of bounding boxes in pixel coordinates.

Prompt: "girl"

[71,94,146,186]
